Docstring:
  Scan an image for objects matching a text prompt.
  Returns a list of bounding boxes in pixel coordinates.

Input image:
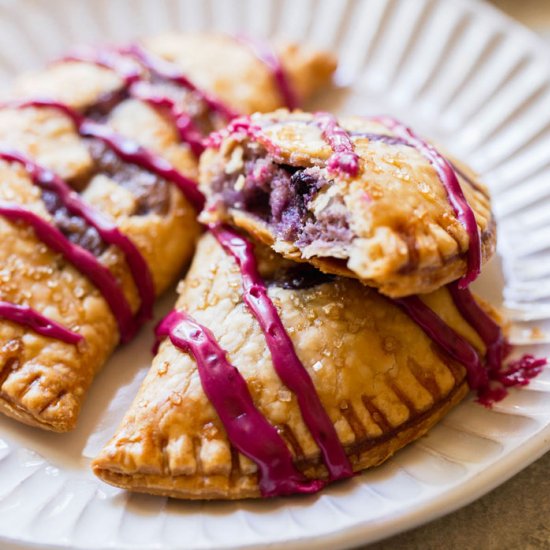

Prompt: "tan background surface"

[492,0,550,31]
[365,1,550,548]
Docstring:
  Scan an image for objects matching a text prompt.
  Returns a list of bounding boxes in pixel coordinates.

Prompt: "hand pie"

[199,110,496,297]
[93,230,503,500]
[0,35,335,432]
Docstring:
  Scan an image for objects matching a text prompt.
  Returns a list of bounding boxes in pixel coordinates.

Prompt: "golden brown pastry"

[141,33,337,115]
[199,110,496,297]
[93,231,501,500]
[0,35,336,432]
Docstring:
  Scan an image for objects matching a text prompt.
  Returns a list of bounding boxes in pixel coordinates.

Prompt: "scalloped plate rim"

[0,0,549,548]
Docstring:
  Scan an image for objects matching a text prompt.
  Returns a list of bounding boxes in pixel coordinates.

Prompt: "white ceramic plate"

[1,0,550,548]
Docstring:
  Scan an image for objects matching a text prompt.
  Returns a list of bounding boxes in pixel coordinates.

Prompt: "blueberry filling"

[40,138,172,258]
[212,146,353,253]
[84,88,130,122]
[41,189,106,256]
[87,138,171,216]
[266,264,335,290]
[270,169,323,241]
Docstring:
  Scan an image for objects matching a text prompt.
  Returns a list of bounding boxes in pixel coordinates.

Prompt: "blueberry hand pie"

[0,35,335,431]
[93,230,518,499]
[199,110,496,297]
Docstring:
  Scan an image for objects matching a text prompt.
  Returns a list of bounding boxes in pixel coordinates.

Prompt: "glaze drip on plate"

[447,282,546,405]
[397,289,546,406]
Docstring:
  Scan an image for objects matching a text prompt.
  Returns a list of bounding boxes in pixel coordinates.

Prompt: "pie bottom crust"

[93,379,468,500]
[231,210,497,299]
[0,393,65,431]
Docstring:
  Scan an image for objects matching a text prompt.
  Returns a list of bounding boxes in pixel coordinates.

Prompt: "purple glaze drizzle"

[154,309,324,497]
[211,224,353,481]
[0,202,136,342]
[236,35,298,110]
[447,281,509,372]
[447,281,547,405]
[79,118,206,211]
[477,355,546,406]
[352,132,488,197]
[129,81,205,156]
[0,300,82,344]
[5,98,84,126]
[395,295,489,390]
[120,44,238,121]
[373,116,481,288]
[0,149,155,327]
[61,49,208,156]
[61,48,142,87]
[314,112,360,177]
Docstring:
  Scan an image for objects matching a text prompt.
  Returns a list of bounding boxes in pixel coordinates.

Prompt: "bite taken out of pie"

[93,230,505,500]
[199,110,496,298]
[0,35,336,432]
